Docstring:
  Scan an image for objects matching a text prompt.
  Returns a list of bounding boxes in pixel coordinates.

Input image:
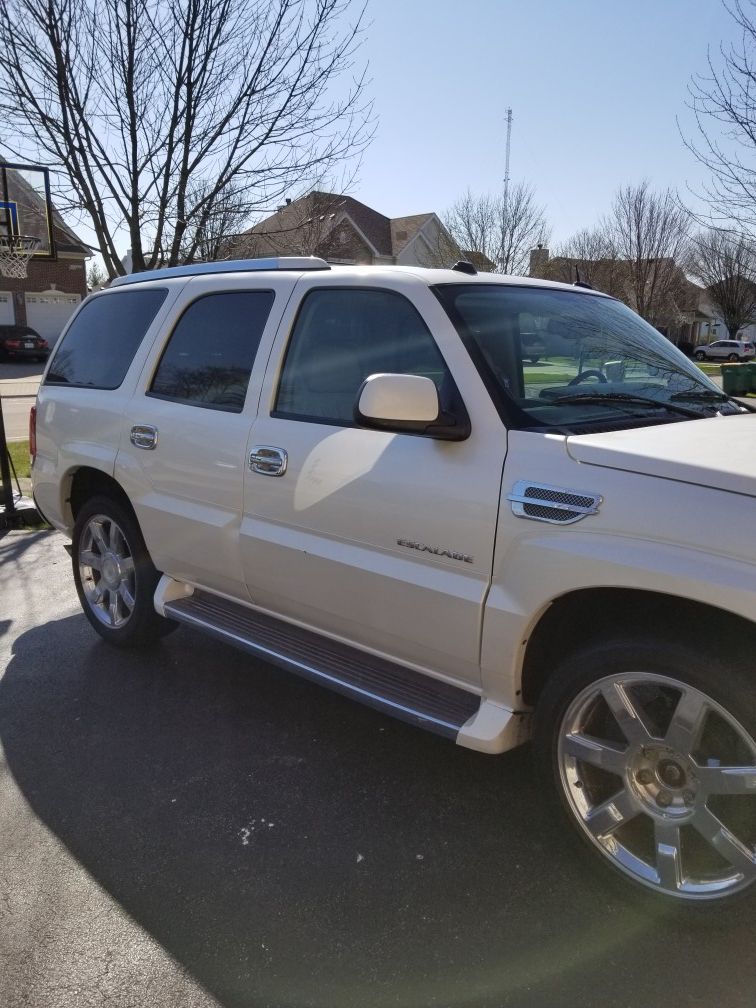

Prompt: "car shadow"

[1,615,753,1007]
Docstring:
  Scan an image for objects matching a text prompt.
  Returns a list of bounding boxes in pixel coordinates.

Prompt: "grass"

[7,439,31,479]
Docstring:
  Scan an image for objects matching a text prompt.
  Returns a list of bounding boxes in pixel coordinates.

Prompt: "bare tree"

[549,226,624,295]
[605,182,692,324]
[691,229,756,336]
[445,183,550,276]
[684,0,756,236]
[0,0,372,277]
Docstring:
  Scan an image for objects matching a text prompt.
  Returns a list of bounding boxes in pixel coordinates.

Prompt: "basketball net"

[0,235,41,278]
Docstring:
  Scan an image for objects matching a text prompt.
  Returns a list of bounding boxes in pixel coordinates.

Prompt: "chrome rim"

[558,673,756,900]
[78,514,137,629]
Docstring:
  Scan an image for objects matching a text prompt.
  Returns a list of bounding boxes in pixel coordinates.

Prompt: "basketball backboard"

[0,161,55,259]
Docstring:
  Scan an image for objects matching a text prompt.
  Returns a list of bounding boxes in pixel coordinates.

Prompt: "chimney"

[529,244,549,277]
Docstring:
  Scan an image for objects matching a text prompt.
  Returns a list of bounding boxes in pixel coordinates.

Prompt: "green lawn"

[7,439,31,479]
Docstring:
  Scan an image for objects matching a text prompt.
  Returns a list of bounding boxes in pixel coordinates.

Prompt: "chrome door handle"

[130,424,158,450]
[249,445,288,476]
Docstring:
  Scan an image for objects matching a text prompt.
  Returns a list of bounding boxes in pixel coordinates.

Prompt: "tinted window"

[149,291,274,412]
[275,288,451,425]
[45,289,167,388]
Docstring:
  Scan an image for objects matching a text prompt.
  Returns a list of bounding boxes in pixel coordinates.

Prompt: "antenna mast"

[503,107,513,212]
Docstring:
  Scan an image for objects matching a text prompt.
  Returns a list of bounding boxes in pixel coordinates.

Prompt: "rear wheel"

[535,637,756,902]
[72,495,176,647]
[728,353,739,361]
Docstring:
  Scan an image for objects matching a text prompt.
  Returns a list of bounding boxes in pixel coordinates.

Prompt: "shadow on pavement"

[1,615,753,1008]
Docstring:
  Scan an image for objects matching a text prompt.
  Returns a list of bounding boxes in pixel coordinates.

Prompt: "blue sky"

[353,0,734,244]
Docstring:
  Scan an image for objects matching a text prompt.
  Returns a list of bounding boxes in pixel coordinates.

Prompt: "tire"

[694,351,706,361]
[72,494,177,647]
[728,353,739,361]
[534,635,756,903]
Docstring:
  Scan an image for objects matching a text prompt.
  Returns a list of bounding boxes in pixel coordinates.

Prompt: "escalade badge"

[397,539,474,563]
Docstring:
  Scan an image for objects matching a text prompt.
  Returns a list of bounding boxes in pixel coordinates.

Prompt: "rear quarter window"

[45,289,168,389]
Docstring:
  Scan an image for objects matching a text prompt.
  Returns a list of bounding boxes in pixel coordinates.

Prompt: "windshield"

[434,284,742,432]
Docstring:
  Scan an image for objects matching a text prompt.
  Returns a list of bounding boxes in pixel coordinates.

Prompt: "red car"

[0,324,49,362]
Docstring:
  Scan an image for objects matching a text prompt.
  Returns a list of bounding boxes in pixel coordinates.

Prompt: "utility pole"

[503,107,513,214]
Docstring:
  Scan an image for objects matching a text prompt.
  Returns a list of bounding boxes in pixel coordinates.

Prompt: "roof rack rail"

[110,256,331,287]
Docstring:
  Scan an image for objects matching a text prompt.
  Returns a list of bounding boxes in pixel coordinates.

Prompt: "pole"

[503,108,513,212]
[0,395,16,519]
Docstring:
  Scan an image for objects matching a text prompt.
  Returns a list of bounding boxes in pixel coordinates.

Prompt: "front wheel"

[694,351,706,361]
[534,637,756,902]
[72,495,177,647]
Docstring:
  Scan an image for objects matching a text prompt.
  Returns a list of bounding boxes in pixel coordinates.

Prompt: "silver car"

[694,339,756,361]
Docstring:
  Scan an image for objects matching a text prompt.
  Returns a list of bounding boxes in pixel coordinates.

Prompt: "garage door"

[0,291,13,325]
[25,291,81,346]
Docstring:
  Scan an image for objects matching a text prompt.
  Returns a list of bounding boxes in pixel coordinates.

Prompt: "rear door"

[239,273,506,688]
[115,274,298,599]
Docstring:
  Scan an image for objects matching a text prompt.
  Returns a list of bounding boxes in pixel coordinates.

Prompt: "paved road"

[1,529,755,1008]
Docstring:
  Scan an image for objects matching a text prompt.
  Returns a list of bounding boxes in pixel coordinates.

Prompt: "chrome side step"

[163,589,480,740]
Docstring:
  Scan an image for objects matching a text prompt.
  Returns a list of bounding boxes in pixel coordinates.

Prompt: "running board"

[161,587,481,740]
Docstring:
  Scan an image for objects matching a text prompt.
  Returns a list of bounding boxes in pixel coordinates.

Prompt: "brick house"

[229,191,463,268]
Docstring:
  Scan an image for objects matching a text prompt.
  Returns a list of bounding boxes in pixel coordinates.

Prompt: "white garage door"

[26,291,81,345]
[0,291,13,325]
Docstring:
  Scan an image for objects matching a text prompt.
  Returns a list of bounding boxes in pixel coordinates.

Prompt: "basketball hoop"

[0,234,41,278]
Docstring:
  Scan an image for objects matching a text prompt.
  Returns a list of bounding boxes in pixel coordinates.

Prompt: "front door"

[240,275,506,688]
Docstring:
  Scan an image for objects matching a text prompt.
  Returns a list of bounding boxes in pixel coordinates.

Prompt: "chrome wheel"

[78,513,137,629]
[558,672,756,899]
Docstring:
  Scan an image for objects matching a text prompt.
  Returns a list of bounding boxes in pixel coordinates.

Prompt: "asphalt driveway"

[1,529,754,1008]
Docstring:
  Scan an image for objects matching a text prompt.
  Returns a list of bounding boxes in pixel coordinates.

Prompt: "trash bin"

[721,363,740,396]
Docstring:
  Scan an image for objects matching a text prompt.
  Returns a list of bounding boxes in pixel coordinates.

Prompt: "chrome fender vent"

[507,481,602,525]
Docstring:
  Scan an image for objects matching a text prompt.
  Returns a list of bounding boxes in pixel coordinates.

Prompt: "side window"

[149,290,274,413]
[275,288,451,425]
[45,289,168,389]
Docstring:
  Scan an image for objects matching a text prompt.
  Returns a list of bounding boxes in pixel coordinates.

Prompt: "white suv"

[694,339,755,361]
[31,257,756,904]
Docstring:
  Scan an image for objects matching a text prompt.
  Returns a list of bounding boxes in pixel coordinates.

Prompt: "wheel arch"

[520,587,756,708]
[67,466,137,527]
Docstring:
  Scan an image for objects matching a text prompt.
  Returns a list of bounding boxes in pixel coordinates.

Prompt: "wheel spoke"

[118,582,135,611]
[120,556,135,575]
[696,765,756,796]
[664,688,709,755]
[599,681,655,745]
[90,521,108,555]
[691,805,756,877]
[80,549,102,571]
[585,787,639,839]
[563,732,628,776]
[108,590,120,626]
[654,820,683,891]
[109,521,122,553]
[87,582,105,605]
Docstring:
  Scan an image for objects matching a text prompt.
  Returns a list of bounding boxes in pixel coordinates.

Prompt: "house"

[228,191,462,268]
[0,167,89,348]
[528,246,715,348]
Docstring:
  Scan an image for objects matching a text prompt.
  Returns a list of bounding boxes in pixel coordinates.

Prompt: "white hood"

[566,413,756,498]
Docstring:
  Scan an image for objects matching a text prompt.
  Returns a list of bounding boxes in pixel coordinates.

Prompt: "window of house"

[274,288,453,426]
[149,290,274,412]
[45,289,168,389]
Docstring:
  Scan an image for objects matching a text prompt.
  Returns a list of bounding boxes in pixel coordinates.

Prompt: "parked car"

[0,324,49,362]
[32,257,756,905]
[694,339,755,361]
